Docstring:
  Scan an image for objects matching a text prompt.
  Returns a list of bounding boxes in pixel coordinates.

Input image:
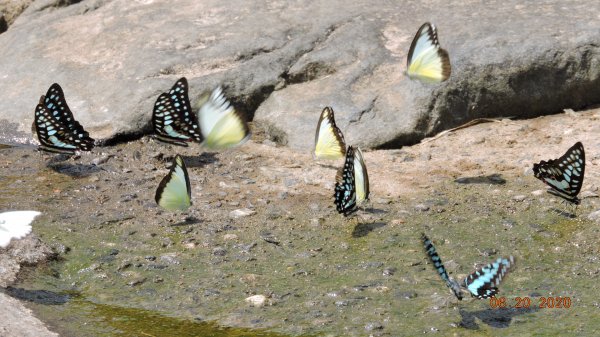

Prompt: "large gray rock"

[0,1,599,149]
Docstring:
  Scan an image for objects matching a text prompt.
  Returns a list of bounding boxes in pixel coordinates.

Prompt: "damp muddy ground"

[2,109,600,336]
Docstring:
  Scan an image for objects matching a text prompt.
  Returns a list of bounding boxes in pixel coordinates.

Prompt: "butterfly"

[314,107,346,160]
[465,256,516,299]
[422,234,515,300]
[421,233,463,300]
[153,77,203,146]
[406,22,451,83]
[533,141,585,205]
[196,86,250,149]
[155,155,192,211]
[33,83,95,154]
[0,211,41,248]
[353,147,370,205]
[334,146,369,216]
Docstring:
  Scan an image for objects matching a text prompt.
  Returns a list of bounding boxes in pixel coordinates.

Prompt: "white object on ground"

[0,211,42,248]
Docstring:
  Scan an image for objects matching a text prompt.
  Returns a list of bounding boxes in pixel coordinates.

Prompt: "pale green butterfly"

[155,155,192,211]
[196,87,250,149]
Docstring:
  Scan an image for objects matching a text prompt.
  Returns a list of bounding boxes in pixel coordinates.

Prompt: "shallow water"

[3,143,600,336]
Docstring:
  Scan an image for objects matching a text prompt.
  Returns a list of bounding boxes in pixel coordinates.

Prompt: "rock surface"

[0,234,55,287]
[0,292,58,337]
[1,1,600,150]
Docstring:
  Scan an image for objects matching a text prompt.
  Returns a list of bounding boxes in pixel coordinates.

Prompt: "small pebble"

[245,294,268,307]
[512,195,526,202]
[212,247,227,256]
[128,277,146,287]
[229,208,256,218]
[365,322,384,331]
[414,204,429,212]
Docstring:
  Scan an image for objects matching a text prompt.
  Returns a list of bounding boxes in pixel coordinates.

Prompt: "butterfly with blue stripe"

[334,146,370,216]
[334,146,358,216]
[153,77,203,146]
[422,233,463,300]
[533,141,585,205]
[33,83,95,154]
[422,234,515,300]
[464,256,515,299]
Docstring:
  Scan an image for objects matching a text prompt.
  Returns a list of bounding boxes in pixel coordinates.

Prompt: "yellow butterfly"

[314,107,346,160]
[155,155,192,211]
[196,87,250,149]
[407,22,451,83]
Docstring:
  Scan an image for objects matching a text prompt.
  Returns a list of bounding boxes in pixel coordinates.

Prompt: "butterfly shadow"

[2,286,70,305]
[550,207,577,219]
[455,174,506,185]
[364,207,387,214]
[171,216,202,227]
[458,306,539,329]
[182,153,219,168]
[316,162,340,171]
[46,159,103,178]
[352,222,386,238]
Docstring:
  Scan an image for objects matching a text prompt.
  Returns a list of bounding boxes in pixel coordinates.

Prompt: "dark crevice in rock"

[235,47,278,62]
[261,121,288,145]
[98,130,145,147]
[233,84,275,122]
[38,0,83,11]
[376,131,426,149]
[284,61,337,84]
[280,23,342,86]
[348,97,377,124]
[410,43,600,147]
[0,13,7,34]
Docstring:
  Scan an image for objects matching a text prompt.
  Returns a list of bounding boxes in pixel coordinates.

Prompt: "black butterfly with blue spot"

[533,141,585,205]
[334,146,358,216]
[152,77,203,146]
[33,83,95,154]
[422,233,515,300]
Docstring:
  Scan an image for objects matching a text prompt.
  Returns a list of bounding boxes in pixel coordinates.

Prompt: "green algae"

[21,291,300,337]
[3,145,600,336]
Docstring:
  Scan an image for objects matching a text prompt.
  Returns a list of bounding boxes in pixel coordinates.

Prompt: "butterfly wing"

[196,87,250,149]
[421,234,463,300]
[533,141,585,204]
[155,155,192,211]
[0,211,41,248]
[34,83,94,153]
[464,256,515,299]
[353,147,370,204]
[407,22,451,83]
[153,78,203,146]
[334,146,358,216]
[46,84,94,150]
[314,107,346,159]
[34,104,79,154]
